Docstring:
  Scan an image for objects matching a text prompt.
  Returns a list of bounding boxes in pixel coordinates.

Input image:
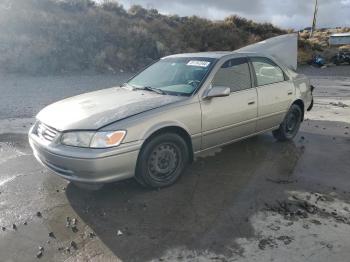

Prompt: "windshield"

[127,57,216,96]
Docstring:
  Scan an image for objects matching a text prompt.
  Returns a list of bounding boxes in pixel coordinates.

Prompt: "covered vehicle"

[29,34,314,189]
[333,51,350,65]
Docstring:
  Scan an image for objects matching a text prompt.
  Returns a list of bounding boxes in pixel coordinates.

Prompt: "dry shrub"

[298,48,313,64]
[339,45,350,51]
[0,0,285,75]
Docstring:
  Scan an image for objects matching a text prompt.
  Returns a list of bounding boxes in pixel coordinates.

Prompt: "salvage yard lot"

[0,66,350,262]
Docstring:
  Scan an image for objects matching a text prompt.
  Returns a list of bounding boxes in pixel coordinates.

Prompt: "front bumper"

[28,126,141,184]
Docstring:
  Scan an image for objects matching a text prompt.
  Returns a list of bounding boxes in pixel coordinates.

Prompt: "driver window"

[212,58,251,92]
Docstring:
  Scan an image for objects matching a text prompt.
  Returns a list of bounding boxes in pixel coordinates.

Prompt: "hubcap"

[148,143,180,182]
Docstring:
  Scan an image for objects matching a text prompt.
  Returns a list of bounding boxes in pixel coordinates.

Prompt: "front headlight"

[61,131,126,148]
[61,132,95,148]
[90,131,126,148]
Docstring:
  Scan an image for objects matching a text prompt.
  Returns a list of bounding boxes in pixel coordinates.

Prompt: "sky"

[115,0,350,29]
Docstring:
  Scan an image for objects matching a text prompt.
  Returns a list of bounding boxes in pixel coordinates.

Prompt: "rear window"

[212,57,252,92]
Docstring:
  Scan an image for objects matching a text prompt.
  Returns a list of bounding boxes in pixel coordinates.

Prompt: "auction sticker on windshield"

[187,60,211,67]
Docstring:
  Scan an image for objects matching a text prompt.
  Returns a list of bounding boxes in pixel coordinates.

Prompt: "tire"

[273,104,302,142]
[135,133,189,188]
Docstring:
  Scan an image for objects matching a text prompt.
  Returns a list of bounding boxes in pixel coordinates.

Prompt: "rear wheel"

[273,104,302,141]
[135,133,189,188]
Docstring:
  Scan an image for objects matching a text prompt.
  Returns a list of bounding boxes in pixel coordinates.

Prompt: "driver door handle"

[248,101,255,105]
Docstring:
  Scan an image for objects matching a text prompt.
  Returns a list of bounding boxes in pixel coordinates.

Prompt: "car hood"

[37,87,186,131]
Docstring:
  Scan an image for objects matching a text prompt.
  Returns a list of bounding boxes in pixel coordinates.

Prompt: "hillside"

[0,0,285,75]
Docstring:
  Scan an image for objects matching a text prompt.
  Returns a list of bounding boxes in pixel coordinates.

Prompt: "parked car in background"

[29,35,314,189]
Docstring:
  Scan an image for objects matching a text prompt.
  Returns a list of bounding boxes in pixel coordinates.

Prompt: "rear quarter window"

[251,57,286,86]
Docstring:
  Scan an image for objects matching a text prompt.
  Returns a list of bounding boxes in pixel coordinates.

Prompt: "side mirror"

[204,86,230,99]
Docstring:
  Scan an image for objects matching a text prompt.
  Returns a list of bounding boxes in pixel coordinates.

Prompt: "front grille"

[35,122,59,143]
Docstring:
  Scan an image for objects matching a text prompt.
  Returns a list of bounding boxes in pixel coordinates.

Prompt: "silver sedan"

[29,50,313,189]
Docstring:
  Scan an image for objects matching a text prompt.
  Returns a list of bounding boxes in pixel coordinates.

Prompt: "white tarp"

[237,34,298,70]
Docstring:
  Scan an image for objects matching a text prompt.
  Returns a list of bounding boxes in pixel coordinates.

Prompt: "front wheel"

[273,104,302,141]
[135,133,189,188]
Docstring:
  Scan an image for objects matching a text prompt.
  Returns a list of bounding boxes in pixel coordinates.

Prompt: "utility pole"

[310,0,318,37]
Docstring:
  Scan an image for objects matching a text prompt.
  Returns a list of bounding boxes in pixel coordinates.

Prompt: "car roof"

[163,51,257,59]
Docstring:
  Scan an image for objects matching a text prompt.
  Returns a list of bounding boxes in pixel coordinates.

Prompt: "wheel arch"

[140,124,194,163]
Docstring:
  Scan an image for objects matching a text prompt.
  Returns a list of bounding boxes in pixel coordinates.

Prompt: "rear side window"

[251,57,285,86]
[212,58,251,92]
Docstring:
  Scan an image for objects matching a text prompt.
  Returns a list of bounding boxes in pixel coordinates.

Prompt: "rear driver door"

[250,57,294,132]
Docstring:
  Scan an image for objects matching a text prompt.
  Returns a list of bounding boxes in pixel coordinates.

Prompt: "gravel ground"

[0,66,349,262]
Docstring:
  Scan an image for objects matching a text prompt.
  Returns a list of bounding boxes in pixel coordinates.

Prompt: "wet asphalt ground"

[0,66,350,262]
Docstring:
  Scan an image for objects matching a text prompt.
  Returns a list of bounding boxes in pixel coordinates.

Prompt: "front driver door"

[200,57,258,150]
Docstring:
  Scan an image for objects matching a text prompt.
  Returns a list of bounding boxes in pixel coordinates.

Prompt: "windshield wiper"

[121,83,133,89]
[134,86,167,95]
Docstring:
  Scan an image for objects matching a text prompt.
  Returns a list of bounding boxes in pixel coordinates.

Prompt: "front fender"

[141,121,192,141]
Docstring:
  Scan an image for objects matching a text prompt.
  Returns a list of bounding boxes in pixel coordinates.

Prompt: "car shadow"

[66,133,303,261]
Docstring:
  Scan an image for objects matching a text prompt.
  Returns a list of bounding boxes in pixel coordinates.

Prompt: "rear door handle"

[288,91,293,95]
[248,101,255,105]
